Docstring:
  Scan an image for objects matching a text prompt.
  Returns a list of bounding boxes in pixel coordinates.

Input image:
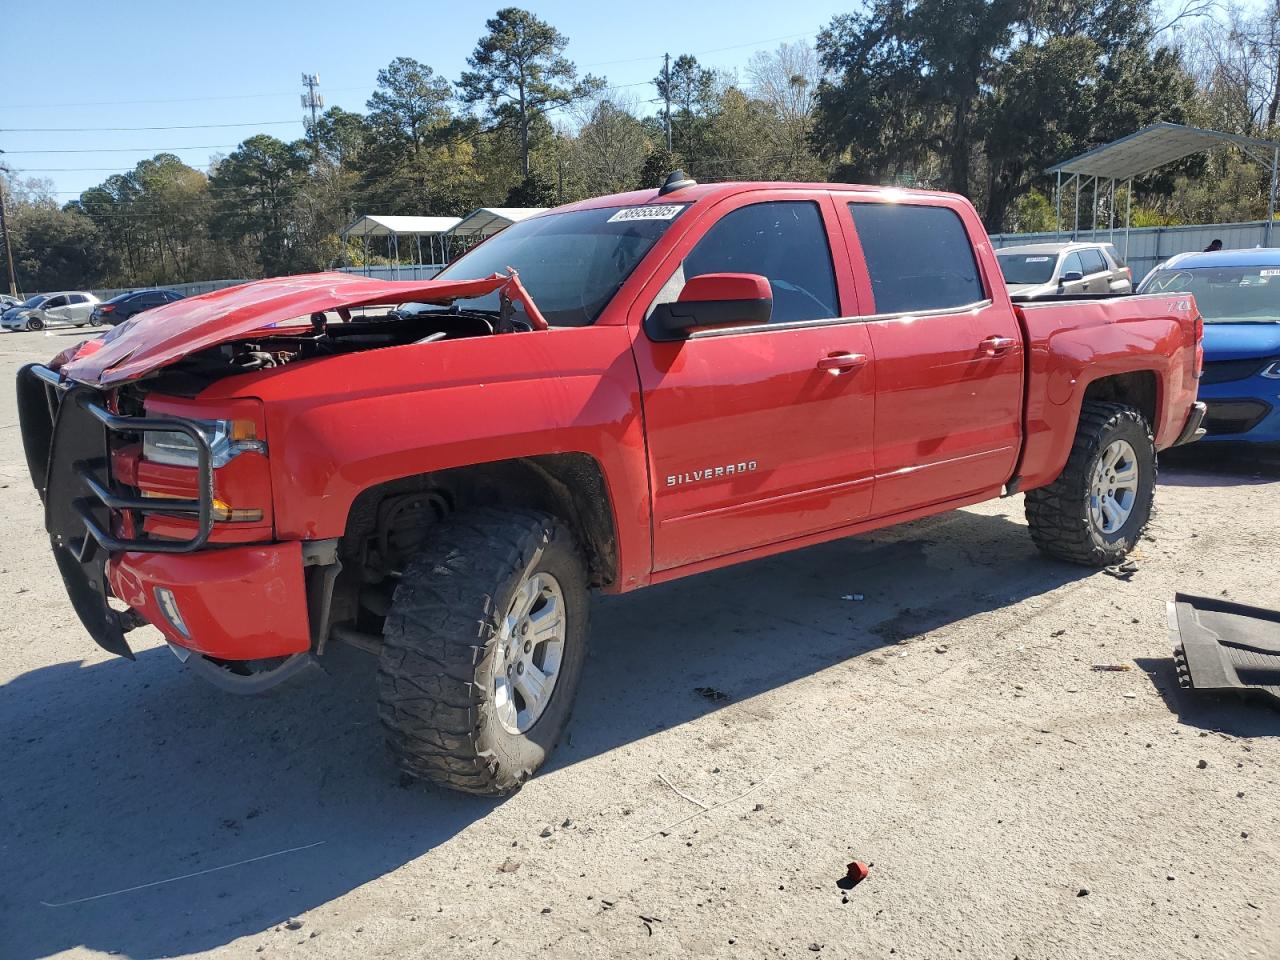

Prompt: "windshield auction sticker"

[608,205,686,222]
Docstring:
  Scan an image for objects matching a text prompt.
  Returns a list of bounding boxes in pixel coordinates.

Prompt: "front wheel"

[26,316,43,332]
[1025,401,1156,566]
[377,508,589,795]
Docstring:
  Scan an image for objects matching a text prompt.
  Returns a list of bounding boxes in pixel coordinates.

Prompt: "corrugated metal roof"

[1048,123,1280,180]
[449,207,549,238]
[341,215,462,238]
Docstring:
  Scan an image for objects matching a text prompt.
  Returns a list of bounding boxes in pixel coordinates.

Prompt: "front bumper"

[1198,375,1280,443]
[108,541,310,659]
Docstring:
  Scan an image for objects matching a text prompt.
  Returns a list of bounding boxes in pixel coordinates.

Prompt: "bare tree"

[747,41,822,125]
[1179,0,1280,132]
[570,91,651,196]
[746,41,826,179]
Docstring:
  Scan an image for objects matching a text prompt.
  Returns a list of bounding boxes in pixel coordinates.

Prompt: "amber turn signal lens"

[228,419,258,442]
[211,498,264,523]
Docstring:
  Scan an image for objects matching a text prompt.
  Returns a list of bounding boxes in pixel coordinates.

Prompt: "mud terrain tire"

[377,508,589,795]
[1025,401,1156,567]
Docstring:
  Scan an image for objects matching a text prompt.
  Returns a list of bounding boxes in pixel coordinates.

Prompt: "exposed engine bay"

[136,307,506,395]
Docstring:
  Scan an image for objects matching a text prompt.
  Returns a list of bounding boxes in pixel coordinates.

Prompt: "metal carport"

[1047,122,1280,253]
[448,207,548,240]
[340,215,462,277]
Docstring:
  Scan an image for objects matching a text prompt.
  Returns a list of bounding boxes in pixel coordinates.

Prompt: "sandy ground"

[0,327,1276,960]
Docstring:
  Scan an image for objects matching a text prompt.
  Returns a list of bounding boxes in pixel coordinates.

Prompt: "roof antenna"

[659,169,697,196]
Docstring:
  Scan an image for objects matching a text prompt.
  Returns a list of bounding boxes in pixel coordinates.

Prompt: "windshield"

[997,253,1058,285]
[19,295,48,309]
[1139,265,1280,322]
[435,205,686,326]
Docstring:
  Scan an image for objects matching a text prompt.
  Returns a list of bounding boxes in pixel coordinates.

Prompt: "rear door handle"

[817,352,868,374]
[980,336,1017,357]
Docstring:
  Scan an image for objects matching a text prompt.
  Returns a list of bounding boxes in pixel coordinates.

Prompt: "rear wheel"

[377,508,589,795]
[1025,401,1156,566]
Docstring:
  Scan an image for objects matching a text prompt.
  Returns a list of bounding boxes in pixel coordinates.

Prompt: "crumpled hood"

[58,271,540,387]
[1202,321,1280,361]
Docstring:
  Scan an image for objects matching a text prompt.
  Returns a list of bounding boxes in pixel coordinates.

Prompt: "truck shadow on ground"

[1,506,1091,959]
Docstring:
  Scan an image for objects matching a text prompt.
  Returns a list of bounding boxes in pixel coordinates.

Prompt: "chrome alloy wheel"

[493,570,566,734]
[1089,439,1139,535]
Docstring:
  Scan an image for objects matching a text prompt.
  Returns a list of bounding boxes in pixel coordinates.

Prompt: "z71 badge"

[667,461,758,486]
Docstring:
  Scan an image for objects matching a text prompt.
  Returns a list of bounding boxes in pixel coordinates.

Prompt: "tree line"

[2,1,1277,293]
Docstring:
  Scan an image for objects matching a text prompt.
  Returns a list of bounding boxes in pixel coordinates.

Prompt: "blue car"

[1138,248,1280,443]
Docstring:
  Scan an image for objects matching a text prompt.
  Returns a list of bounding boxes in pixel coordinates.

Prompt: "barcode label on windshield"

[1026,256,1051,262]
[1261,269,1280,277]
[608,205,685,222]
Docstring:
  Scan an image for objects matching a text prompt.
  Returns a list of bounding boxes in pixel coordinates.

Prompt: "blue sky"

[1,0,842,199]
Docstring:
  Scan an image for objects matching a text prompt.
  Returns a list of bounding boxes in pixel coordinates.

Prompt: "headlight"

[142,418,266,468]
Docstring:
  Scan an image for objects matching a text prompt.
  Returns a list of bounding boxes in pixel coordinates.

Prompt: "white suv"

[0,292,101,332]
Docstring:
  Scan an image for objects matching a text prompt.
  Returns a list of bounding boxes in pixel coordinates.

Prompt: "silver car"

[0,291,101,331]
[996,242,1133,299]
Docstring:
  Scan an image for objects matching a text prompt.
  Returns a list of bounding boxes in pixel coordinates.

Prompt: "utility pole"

[0,153,17,297]
[301,73,324,161]
[662,53,672,152]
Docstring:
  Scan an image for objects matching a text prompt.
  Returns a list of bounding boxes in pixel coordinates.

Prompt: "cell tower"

[301,73,324,159]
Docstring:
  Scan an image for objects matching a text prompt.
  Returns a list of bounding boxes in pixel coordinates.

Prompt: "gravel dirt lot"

[0,328,1276,960]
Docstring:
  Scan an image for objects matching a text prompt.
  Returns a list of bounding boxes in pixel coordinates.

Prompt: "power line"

[3,144,241,154]
[0,87,369,110]
[0,120,303,133]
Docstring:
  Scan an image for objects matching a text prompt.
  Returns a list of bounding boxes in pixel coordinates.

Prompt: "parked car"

[1138,247,1280,442]
[0,294,22,311]
[91,289,185,326]
[996,242,1133,298]
[1,291,100,331]
[18,176,1203,796]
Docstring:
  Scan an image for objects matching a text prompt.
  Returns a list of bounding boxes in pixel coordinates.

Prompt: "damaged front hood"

[58,271,531,387]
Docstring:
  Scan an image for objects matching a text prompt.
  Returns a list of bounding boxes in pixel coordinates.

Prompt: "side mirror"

[1060,271,1084,283]
[646,273,772,340]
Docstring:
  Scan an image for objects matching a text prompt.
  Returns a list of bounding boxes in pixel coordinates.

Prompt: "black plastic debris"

[1168,593,1280,707]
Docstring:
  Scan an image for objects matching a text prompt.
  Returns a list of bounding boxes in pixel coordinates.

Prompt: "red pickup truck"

[18,176,1205,795]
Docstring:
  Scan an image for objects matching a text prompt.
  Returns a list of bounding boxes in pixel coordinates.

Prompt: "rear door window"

[682,201,839,324]
[847,203,984,314]
[1081,249,1108,275]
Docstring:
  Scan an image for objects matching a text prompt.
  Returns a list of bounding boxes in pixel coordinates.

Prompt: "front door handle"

[980,336,1017,357]
[817,352,868,374]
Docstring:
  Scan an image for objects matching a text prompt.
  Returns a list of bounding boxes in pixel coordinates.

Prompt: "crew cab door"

[630,192,876,572]
[840,199,1023,516]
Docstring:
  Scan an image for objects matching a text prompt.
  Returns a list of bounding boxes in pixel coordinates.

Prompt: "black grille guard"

[17,363,217,659]
[22,363,215,553]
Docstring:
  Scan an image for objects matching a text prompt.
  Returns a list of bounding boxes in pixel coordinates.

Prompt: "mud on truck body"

[18,177,1206,795]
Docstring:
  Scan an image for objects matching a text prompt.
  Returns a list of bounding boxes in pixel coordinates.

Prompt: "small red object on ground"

[845,861,870,887]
